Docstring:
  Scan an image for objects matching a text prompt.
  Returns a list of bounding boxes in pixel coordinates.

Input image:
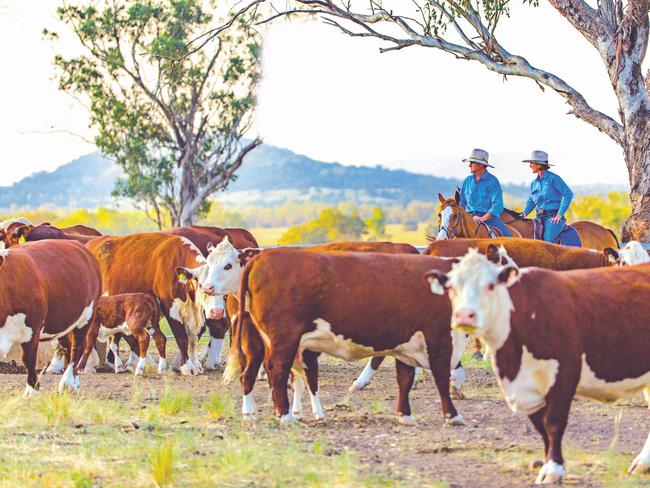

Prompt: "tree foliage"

[47,0,262,227]
[278,207,366,244]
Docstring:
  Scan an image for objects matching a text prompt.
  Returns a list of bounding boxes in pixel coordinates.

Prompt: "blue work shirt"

[523,171,574,217]
[459,170,505,216]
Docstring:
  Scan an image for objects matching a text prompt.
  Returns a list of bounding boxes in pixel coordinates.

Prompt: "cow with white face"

[426,249,650,484]
[604,241,650,266]
[197,238,259,297]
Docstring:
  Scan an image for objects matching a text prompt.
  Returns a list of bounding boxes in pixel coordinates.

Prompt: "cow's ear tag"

[18,235,26,245]
[178,273,187,284]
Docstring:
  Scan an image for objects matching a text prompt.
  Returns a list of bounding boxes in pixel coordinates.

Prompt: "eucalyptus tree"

[48,1,261,227]
[234,0,650,240]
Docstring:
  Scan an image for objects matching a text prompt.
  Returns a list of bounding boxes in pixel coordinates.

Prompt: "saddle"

[478,222,504,238]
[533,218,582,247]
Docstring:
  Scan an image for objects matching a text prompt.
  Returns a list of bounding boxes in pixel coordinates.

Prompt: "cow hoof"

[445,414,466,426]
[349,381,368,392]
[83,366,97,374]
[628,458,650,475]
[242,413,257,421]
[471,351,484,361]
[157,358,168,374]
[280,413,297,425]
[450,385,466,400]
[396,414,418,426]
[23,385,39,397]
[180,362,200,376]
[535,461,565,484]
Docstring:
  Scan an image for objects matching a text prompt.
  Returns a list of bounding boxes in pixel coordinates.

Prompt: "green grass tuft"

[205,392,235,420]
[159,385,193,415]
[150,437,175,487]
[38,392,72,426]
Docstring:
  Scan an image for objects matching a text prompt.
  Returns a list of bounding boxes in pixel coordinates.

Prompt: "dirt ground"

[0,351,648,487]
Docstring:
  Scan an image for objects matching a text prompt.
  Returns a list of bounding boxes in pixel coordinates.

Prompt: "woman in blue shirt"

[520,150,574,243]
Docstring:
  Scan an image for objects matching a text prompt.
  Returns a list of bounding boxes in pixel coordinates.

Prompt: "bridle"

[439,203,461,239]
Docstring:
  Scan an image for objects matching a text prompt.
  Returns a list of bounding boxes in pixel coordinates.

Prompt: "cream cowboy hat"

[462,148,494,168]
[522,150,555,166]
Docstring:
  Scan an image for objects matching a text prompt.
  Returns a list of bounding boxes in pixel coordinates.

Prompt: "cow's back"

[425,238,608,269]
[309,241,419,254]
[0,240,100,332]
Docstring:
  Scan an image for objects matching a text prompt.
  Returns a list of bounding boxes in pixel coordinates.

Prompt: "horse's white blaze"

[436,206,453,240]
[300,319,430,369]
[493,346,559,416]
[577,353,650,401]
[0,313,32,359]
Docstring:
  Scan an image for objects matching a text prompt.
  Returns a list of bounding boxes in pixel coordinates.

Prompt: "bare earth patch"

[0,351,647,487]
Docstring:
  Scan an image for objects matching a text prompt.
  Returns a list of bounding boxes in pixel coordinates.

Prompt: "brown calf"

[94,293,163,375]
[0,240,101,394]
[427,251,650,484]
[227,249,466,425]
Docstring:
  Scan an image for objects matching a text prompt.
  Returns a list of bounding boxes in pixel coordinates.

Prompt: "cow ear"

[238,248,261,267]
[603,247,620,264]
[438,193,445,204]
[207,242,215,252]
[485,244,500,264]
[12,225,31,245]
[175,266,191,284]
[424,269,448,295]
[454,190,460,204]
[497,266,519,287]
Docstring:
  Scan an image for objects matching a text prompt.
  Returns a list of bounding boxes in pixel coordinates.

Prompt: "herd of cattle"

[0,217,648,485]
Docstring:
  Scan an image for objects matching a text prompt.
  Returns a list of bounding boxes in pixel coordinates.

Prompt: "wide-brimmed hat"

[522,150,554,166]
[462,148,494,168]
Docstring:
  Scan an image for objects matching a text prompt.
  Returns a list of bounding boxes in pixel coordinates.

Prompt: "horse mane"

[503,207,532,223]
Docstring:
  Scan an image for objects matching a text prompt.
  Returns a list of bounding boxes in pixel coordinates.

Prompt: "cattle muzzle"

[208,307,225,320]
[452,309,479,334]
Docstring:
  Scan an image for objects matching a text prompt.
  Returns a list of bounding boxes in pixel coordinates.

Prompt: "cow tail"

[223,256,256,384]
[606,228,620,249]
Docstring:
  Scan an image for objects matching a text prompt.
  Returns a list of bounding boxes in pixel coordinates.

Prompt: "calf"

[0,240,101,394]
[604,241,650,266]
[94,293,163,375]
[221,247,467,425]
[427,249,650,484]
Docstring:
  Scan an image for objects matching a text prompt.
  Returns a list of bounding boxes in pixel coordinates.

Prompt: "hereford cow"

[426,249,650,484]
[2,223,95,247]
[208,242,467,425]
[94,293,163,375]
[604,241,650,266]
[61,224,102,236]
[86,232,217,375]
[0,240,101,394]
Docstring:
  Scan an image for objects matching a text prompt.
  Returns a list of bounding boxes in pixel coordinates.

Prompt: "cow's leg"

[428,345,464,426]
[132,326,150,376]
[21,329,41,396]
[151,327,168,374]
[187,333,202,374]
[535,377,577,485]
[528,407,550,465]
[238,316,264,418]
[395,359,416,426]
[45,341,66,375]
[628,386,650,474]
[60,329,84,394]
[412,367,425,389]
[77,313,101,374]
[350,356,385,391]
[302,350,324,420]
[291,369,305,417]
[450,360,466,400]
[161,308,194,375]
[201,318,228,370]
[121,334,140,371]
[265,341,298,424]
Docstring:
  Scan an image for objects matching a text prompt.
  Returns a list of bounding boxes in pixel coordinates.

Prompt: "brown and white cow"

[214,245,467,425]
[604,241,650,266]
[86,232,213,375]
[426,249,650,483]
[2,223,96,247]
[94,293,163,375]
[0,240,101,394]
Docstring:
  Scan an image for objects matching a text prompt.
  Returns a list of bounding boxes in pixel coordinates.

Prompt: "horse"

[431,192,522,240]
[430,192,521,360]
[499,208,619,251]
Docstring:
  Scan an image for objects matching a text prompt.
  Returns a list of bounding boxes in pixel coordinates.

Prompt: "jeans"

[540,215,565,242]
[470,212,513,237]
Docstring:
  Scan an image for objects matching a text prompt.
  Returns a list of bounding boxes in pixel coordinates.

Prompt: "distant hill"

[0,144,623,210]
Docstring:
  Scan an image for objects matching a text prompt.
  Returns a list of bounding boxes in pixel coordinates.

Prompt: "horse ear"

[438,193,445,204]
[454,191,460,204]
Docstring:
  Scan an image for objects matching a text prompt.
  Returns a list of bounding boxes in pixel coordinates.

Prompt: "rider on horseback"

[459,148,512,237]
[520,150,575,243]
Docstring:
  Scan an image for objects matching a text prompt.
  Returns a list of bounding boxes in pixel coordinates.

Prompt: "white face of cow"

[427,248,518,349]
[201,237,245,296]
[617,241,650,266]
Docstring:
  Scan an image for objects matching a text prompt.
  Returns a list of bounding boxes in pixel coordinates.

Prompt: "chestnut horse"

[499,208,619,251]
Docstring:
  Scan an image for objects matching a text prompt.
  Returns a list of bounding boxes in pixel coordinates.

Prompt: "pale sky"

[0,1,636,187]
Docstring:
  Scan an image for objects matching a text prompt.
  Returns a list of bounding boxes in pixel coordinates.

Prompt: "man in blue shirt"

[458,148,512,237]
[520,150,574,243]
